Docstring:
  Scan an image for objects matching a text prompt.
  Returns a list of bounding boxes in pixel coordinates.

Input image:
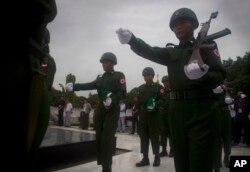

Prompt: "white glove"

[146,98,155,112]
[184,62,209,80]
[213,85,224,94]
[66,82,73,92]
[147,103,155,112]
[103,93,112,108]
[225,96,233,104]
[116,28,132,44]
[241,94,246,99]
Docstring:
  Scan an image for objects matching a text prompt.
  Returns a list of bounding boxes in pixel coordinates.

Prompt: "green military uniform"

[126,24,226,172]
[72,60,126,170]
[158,87,173,156]
[213,91,231,171]
[136,68,165,167]
[10,0,57,171]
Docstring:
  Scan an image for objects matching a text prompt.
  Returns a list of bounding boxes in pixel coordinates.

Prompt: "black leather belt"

[170,90,214,100]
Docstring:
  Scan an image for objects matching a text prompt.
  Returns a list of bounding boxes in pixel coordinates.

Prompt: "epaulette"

[166,43,178,48]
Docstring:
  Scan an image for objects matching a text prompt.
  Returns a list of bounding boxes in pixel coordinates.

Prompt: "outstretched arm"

[116,28,171,66]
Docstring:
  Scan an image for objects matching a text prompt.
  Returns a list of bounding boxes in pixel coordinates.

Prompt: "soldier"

[129,96,140,135]
[4,0,58,171]
[41,28,57,91]
[158,76,174,157]
[135,67,165,167]
[116,7,226,172]
[66,52,127,172]
[212,84,233,172]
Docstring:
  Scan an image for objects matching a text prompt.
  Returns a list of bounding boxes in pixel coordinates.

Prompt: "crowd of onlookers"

[230,91,250,147]
[55,90,250,148]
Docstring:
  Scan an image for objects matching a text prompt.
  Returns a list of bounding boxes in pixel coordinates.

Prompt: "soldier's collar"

[146,82,154,86]
[105,70,114,74]
[179,38,195,47]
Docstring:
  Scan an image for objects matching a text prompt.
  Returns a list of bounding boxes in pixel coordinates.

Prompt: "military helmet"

[169,8,199,30]
[142,67,155,76]
[100,52,117,65]
[161,75,169,83]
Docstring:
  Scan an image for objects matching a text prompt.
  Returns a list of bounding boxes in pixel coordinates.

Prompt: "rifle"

[188,11,231,68]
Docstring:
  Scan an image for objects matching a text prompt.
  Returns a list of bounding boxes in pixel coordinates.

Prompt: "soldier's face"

[163,81,170,89]
[144,75,154,83]
[133,97,138,103]
[102,60,114,71]
[172,19,194,42]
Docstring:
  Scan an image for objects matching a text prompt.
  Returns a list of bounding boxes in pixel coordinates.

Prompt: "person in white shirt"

[117,100,126,132]
[64,99,73,127]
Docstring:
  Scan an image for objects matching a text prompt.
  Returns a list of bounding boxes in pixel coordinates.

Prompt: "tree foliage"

[223,52,250,99]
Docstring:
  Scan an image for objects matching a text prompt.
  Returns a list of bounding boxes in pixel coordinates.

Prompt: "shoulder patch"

[213,49,220,57]
[120,78,126,84]
[160,88,165,94]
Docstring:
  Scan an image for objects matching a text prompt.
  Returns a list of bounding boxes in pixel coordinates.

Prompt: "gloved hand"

[146,98,155,112]
[225,96,233,104]
[212,85,224,94]
[116,28,132,44]
[103,92,112,109]
[241,93,246,99]
[184,62,209,80]
[66,82,73,92]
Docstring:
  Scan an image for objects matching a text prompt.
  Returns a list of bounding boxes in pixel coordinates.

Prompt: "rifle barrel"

[204,28,231,42]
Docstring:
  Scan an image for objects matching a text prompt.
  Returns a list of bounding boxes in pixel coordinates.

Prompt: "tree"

[66,73,76,84]
[223,51,250,99]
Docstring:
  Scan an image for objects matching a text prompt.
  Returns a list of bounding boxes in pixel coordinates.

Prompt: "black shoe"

[223,155,230,168]
[213,169,220,172]
[153,155,160,167]
[136,158,150,167]
[102,165,112,172]
[159,150,168,157]
[129,132,134,134]
[169,149,174,157]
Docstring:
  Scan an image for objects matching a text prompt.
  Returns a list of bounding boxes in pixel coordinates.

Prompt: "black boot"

[136,157,150,167]
[153,154,160,167]
[223,155,230,168]
[159,148,168,157]
[169,148,174,157]
[102,165,112,172]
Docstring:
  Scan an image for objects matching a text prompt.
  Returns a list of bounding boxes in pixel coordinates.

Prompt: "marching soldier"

[5,0,57,171]
[158,75,174,157]
[212,84,233,172]
[135,67,165,167]
[116,7,226,172]
[66,52,127,172]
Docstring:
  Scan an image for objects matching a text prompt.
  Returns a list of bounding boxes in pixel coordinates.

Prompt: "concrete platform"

[38,126,123,171]
[43,125,250,172]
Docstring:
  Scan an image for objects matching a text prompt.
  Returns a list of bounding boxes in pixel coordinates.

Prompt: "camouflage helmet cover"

[100,52,117,65]
[169,8,199,30]
[142,67,155,76]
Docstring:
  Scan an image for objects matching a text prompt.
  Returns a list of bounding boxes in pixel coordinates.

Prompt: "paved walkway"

[50,125,250,172]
